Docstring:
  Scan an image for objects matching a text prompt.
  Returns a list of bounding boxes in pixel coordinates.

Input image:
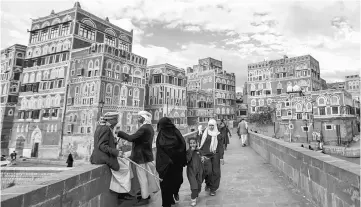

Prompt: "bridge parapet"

[1,131,197,207]
[248,132,360,207]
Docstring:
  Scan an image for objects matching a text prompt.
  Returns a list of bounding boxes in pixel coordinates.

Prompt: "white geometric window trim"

[8,109,13,116]
[325,124,333,130]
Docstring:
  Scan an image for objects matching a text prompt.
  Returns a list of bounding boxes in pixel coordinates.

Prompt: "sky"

[1,0,360,92]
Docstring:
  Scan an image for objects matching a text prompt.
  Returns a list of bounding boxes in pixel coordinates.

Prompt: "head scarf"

[138,111,152,125]
[156,117,187,177]
[198,125,203,135]
[200,119,220,153]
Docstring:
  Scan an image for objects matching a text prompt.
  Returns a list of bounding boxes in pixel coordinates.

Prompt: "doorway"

[31,143,39,157]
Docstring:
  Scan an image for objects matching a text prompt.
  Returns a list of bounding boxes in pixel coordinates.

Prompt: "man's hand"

[117,151,124,158]
[201,156,205,163]
[220,159,224,165]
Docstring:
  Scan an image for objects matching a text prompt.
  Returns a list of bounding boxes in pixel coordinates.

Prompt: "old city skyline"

[1,0,360,90]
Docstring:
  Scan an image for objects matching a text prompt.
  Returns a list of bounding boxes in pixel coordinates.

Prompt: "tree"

[248,106,275,127]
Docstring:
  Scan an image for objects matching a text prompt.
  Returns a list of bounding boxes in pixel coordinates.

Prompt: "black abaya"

[156,117,187,207]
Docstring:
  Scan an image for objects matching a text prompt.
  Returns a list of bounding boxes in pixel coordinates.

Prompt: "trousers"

[203,153,221,192]
[241,134,248,145]
[191,188,201,199]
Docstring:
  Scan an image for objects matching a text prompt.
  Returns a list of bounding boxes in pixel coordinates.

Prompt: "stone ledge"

[248,131,360,207]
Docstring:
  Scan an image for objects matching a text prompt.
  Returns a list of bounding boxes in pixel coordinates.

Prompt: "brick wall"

[1,131,198,207]
[1,167,68,190]
[248,132,360,207]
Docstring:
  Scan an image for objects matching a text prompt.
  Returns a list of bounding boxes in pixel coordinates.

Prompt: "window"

[319,107,326,115]
[302,126,309,132]
[50,26,59,39]
[296,113,302,119]
[105,35,116,47]
[40,29,49,41]
[287,110,292,116]
[178,79,182,86]
[31,31,39,43]
[133,100,139,106]
[60,23,70,36]
[119,41,129,52]
[330,96,339,105]
[168,76,174,84]
[277,89,282,95]
[318,97,326,105]
[332,106,339,114]
[133,77,141,84]
[79,25,95,41]
[325,124,333,130]
[153,75,161,83]
[276,110,281,116]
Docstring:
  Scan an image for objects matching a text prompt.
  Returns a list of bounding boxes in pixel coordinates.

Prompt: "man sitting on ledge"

[90,112,123,171]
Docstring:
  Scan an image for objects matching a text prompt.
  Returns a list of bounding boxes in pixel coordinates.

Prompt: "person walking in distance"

[237,119,248,147]
[66,153,74,167]
[117,111,156,206]
[186,137,203,206]
[200,119,224,196]
[218,119,231,151]
[156,117,187,207]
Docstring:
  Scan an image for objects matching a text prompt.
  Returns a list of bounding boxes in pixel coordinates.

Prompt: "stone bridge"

[1,131,360,207]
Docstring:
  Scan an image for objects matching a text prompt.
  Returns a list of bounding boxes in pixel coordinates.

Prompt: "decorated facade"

[0,44,27,155]
[8,2,141,159]
[187,57,236,131]
[145,64,187,133]
[345,74,360,101]
[247,55,326,100]
[236,92,248,122]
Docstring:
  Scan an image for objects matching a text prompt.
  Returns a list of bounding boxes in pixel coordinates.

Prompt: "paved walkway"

[122,134,317,207]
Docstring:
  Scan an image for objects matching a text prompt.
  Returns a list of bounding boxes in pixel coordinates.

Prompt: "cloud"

[183,25,202,32]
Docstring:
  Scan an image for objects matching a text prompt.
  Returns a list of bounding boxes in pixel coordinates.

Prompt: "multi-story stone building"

[0,44,27,155]
[145,64,187,133]
[235,92,248,122]
[247,55,326,102]
[187,57,236,131]
[345,74,360,101]
[65,43,147,159]
[8,2,142,159]
[258,88,359,145]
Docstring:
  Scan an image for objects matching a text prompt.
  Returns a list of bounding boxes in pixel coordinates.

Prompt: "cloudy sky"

[1,0,360,91]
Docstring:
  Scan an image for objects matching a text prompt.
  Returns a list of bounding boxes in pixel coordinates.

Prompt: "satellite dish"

[287,85,293,92]
[293,85,301,92]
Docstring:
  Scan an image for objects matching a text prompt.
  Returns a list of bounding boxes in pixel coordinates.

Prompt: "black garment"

[156,117,187,207]
[117,124,154,164]
[66,153,74,167]
[160,163,183,207]
[90,125,120,171]
[186,149,203,199]
[200,133,224,192]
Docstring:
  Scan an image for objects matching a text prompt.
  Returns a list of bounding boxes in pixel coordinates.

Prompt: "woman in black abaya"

[156,117,187,207]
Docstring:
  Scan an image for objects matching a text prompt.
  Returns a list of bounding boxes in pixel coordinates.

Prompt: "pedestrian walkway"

[122,134,317,207]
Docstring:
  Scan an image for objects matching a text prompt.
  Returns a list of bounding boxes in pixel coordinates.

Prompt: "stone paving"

[121,134,317,207]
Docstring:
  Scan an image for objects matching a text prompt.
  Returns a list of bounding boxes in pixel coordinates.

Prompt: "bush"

[248,106,275,127]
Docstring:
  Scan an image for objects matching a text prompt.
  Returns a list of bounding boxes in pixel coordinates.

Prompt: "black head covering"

[156,117,186,178]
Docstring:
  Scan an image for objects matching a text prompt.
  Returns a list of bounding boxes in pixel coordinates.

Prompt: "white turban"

[138,111,152,125]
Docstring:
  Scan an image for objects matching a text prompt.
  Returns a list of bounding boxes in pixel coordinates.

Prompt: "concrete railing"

[1,131,198,207]
[248,132,360,207]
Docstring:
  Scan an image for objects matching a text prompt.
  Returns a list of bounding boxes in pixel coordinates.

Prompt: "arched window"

[127,113,132,124]
[317,97,326,106]
[106,61,112,69]
[295,103,302,112]
[133,88,140,99]
[250,84,255,91]
[306,102,312,112]
[106,84,113,93]
[330,96,339,105]
[29,73,35,83]
[36,72,42,82]
[251,99,256,106]
[94,59,99,69]
[42,45,48,55]
[88,60,93,69]
[115,64,121,71]
[121,86,128,97]
[259,99,264,106]
[23,73,29,83]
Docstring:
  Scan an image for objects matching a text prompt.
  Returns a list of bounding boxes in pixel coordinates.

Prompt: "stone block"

[0,194,23,207]
[45,180,65,199]
[324,160,345,180]
[64,175,80,191]
[23,185,48,206]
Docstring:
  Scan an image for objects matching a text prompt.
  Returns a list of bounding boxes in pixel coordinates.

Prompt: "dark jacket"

[219,126,230,145]
[90,125,120,171]
[117,124,154,164]
[186,148,203,190]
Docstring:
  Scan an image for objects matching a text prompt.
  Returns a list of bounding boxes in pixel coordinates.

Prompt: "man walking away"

[237,119,248,147]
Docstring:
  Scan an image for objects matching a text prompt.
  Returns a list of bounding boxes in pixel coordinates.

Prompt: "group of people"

[90,111,233,207]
